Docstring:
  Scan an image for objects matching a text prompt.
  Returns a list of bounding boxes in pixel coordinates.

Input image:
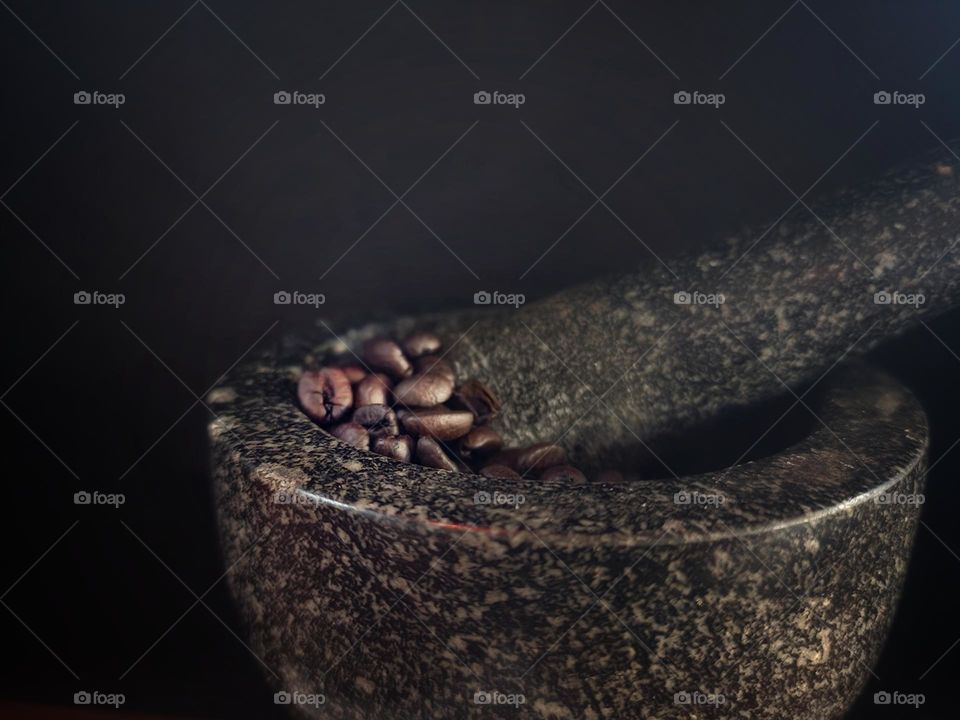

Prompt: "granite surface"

[210,361,926,719]
[206,145,953,718]
[389,146,957,470]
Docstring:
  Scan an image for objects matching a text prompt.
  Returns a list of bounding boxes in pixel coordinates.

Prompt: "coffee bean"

[416,437,461,472]
[329,422,370,451]
[480,463,520,479]
[372,434,413,463]
[540,465,587,483]
[595,469,625,483]
[488,447,523,470]
[355,373,393,407]
[353,404,399,437]
[517,443,567,474]
[460,426,502,461]
[298,367,353,424]
[398,407,474,441]
[303,327,633,482]
[414,355,456,383]
[393,372,454,407]
[339,365,367,384]
[451,379,501,424]
[362,338,413,379]
[402,330,441,358]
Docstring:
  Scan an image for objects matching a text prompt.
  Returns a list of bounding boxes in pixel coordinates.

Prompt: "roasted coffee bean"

[329,422,370,451]
[540,465,587,483]
[339,365,367,383]
[297,367,353,424]
[301,327,627,480]
[517,443,567,474]
[416,437,462,472]
[362,338,412,379]
[402,330,441,358]
[398,407,474,441]
[488,447,523,470]
[414,355,456,383]
[372,434,413,463]
[355,373,393,407]
[393,372,454,407]
[352,404,399,437]
[451,379,501,423]
[460,426,503,461]
[480,463,521,479]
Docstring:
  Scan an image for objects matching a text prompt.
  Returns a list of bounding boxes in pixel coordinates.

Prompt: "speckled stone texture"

[209,147,953,717]
[396,145,958,470]
[210,359,927,719]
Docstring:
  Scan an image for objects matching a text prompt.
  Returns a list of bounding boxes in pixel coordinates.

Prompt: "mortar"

[208,143,957,718]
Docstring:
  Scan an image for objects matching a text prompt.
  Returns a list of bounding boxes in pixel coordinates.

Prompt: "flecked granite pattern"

[212,361,926,720]
[207,144,953,718]
[415,145,956,468]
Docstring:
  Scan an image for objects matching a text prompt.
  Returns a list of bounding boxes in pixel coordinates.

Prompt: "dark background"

[1,1,959,717]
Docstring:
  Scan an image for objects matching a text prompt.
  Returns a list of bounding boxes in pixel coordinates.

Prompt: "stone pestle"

[427,145,960,465]
[209,140,949,720]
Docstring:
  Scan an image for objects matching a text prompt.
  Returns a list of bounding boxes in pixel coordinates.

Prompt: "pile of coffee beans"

[297,330,593,481]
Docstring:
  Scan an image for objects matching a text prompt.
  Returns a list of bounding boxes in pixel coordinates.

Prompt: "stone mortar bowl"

[210,350,926,720]
[208,144,959,718]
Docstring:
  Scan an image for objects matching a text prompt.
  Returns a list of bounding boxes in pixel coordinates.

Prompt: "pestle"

[413,144,960,467]
[210,144,945,720]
